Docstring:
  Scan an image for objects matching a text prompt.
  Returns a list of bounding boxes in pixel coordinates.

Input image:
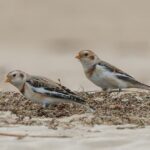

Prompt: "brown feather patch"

[89,55,95,60]
[86,66,96,78]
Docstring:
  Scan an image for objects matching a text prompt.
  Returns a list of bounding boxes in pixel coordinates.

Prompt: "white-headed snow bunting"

[75,50,150,91]
[5,70,87,107]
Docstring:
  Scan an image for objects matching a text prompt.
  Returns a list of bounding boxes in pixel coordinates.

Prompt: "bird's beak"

[5,77,10,83]
[75,54,81,59]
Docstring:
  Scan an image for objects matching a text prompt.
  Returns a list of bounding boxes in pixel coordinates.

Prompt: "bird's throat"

[20,83,26,94]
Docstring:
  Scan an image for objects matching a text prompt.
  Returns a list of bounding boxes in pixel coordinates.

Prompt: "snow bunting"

[75,50,150,91]
[5,70,87,107]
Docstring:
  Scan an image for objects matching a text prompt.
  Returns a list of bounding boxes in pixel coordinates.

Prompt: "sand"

[1,125,150,150]
[0,90,150,150]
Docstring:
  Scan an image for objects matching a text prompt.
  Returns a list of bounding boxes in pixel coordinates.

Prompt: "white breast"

[89,65,128,89]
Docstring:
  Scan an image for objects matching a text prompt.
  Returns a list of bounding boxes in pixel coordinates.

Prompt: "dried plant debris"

[0,90,150,126]
[0,92,86,118]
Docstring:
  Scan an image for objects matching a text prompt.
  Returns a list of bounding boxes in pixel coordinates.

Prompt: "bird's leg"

[42,102,50,108]
[102,88,117,93]
[107,89,122,93]
[102,88,108,92]
[118,88,122,92]
[42,102,59,108]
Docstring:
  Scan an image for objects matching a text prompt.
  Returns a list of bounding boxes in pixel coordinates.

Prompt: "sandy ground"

[0,110,150,150]
[0,91,150,150]
[1,124,150,150]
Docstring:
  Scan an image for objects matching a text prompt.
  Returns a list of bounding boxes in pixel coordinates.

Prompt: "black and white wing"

[98,60,134,79]
[26,76,86,104]
[97,61,150,89]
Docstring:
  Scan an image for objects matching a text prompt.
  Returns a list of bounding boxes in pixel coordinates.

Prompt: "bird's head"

[5,70,27,90]
[75,50,99,69]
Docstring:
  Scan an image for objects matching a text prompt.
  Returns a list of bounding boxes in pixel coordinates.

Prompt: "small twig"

[29,135,71,138]
[0,133,27,139]
[58,78,62,85]
[0,132,71,139]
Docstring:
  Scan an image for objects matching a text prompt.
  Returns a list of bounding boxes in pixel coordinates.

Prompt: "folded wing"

[26,76,86,104]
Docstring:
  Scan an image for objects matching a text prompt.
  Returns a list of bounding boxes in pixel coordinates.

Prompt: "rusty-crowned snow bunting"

[5,70,87,107]
[75,50,150,91]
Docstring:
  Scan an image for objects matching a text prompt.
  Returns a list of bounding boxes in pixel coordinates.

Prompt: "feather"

[26,77,86,104]
[97,61,133,78]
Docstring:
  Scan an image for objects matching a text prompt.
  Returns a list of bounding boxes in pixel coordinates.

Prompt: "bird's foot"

[42,102,50,108]
[102,88,122,93]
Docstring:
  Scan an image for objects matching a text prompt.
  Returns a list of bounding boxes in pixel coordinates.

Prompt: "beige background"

[0,0,150,91]
[0,1,150,150]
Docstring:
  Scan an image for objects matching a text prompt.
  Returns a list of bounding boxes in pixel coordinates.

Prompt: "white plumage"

[6,70,86,107]
[76,50,150,91]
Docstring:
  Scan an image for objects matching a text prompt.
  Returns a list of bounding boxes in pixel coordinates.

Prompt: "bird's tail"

[69,94,86,105]
[134,82,150,90]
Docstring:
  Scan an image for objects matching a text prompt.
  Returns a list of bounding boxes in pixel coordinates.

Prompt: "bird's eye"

[12,74,16,77]
[84,53,88,56]
[20,73,24,78]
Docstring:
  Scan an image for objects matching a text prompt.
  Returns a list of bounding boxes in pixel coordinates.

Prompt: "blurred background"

[0,0,150,91]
